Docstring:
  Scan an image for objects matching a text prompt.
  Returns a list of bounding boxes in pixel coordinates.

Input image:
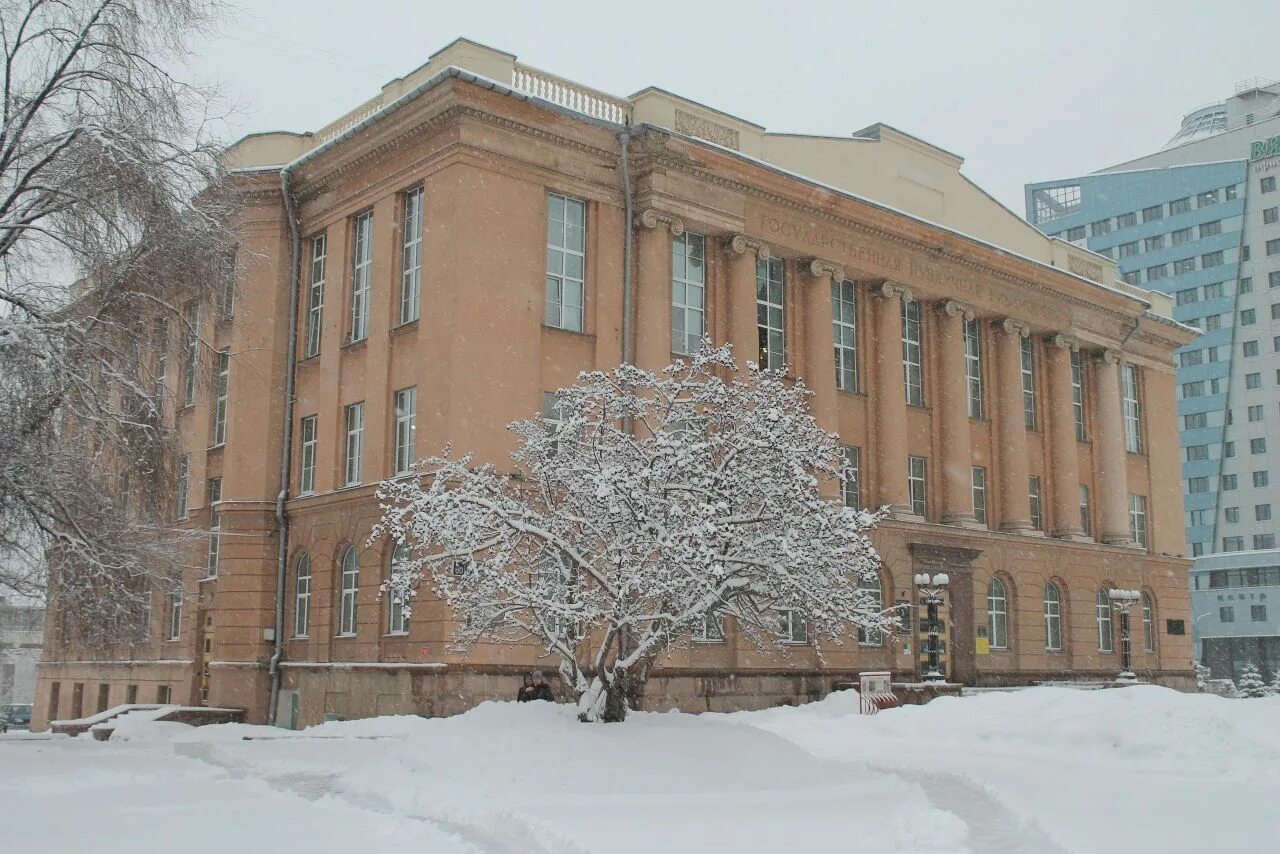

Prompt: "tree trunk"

[602,671,630,723]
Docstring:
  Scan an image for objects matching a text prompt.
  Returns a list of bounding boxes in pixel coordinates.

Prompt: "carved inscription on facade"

[1066,254,1104,283]
[673,109,739,150]
[750,208,1057,324]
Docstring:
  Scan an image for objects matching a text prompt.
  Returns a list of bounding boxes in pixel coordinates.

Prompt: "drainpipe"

[266,166,303,726]
[619,130,634,368]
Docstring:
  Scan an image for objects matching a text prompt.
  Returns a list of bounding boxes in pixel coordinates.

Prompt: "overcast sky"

[193,0,1279,214]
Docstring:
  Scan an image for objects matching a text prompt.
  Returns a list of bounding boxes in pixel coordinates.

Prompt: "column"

[635,210,680,372]
[801,259,842,435]
[1093,348,1132,546]
[993,317,1033,534]
[1045,334,1087,539]
[935,300,978,527]
[873,281,913,516]
[724,234,766,370]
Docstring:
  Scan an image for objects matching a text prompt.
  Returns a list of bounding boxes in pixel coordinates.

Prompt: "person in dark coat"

[517,670,555,702]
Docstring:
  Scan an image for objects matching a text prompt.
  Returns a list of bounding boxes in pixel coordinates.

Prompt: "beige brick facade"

[33,40,1198,730]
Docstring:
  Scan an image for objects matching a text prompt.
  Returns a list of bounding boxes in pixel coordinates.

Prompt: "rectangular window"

[1272,271,1280,288]
[1247,373,1262,390]
[695,610,726,643]
[1143,204,1164,222]
[294,557,311,638]
[1171,227,1193,245]
[1169,197,1190,215]
[1225,506,1240,524]
[1173,258,1196,275]
[1265,207,1279,225]
[1222,474,1238,490]
[1182,381,1204,399]
[1264,177,1277,193]
[841,446,861,509]
[182,303,200,407]
[1226,185,1239,200]
[305,234,326,358]
[1220,606,1235,622]
[908,456,927,517]
[1267,238,1280,256]
[1244,340,1259,357]
[1144,235,1164,252]
[1273,303,1280,320]
[1021,336,1037,429]
[393,387,417,475]
[756,257,786,370]
[1256,535,1277,551]
[168,591,182,640]
[1248,404,1264,422]
[1070,349,1086,441]
[1252,605,1269,622]
[344,402,365,487]
[1123,364,1143,453]
[1204,282,1224,298]
[1079,485,1092,536]
[1197,190,1219,207]
[1175,287,1199,306]
[1122,271,1140,286]
[831,278,858,392]
[1199,220,1222,238]
[211,349,229,446]
[1129,494,1148,548]
[1257,504,1272,522]
[777,609,808,644]
[1090,219,1111,236]
[546,193,586,332]
[1066,225,1086,242]
[1146,264,1167,281]
[206,478,222,578]
[1205,314,1221,330]
[220,249,236,321]
[1186,444,1209,462]
[1117,212,1137,228]
[1184,412,1208,430]
[1188,476,1209,494]
[1202,250,1224,268]
[964,317,983,419]
[299,415,317,494]
[1029,475,1043,531]
[400,186,423,324]
[901,299,923,406]
[1118,241,1139,258]
[1253,470,1270,488]
[339,555,359,636]
[1223,537,1243,552]
[349,210,373,342]
[672,232,706,355]
[1180,350,1203,367]
[972,466,987,525]
[175,454,190,519]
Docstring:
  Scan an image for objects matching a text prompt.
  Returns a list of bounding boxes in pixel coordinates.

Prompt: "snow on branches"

[375,343,894,722]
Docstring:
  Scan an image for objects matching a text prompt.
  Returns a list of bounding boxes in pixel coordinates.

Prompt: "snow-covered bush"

[1235,664,1269,698]
[1194,661,1210,692]
[375,343,895,722]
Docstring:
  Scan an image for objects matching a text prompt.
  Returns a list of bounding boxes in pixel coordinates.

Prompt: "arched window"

[858,573,884,646]
[1142,593,1155,652]
[987,578,1008,649]
[388,543,409,635]
[1043,583,1063,651]
[338,546,359,636]
[1096,589,1114,652]
[293,553,311,638]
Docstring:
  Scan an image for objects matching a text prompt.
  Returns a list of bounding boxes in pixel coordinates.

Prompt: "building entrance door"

[908,541,983,685]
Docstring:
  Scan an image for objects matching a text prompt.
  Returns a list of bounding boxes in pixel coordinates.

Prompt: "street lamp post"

[913,572,950,683]
[1108,588,1141,683]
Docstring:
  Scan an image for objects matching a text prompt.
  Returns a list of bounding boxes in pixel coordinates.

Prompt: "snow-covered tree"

[0,0,235,643]
[376,344,895,722]
[1268,671,1280,698]
[1236,664,1269,698]
[1194,661,1211,692]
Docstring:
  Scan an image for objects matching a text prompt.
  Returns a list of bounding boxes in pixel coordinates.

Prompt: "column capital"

[934,299,975,322]
[992,317,1030,338]
[1045,333,1080,352]
[1091,348,1123,366]
[802,258,846,283]
[725,233,769,260]
[872,279,914,303]
[637,208,685,236]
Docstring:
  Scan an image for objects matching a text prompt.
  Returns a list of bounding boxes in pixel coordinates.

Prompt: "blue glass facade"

[1025,162,1247,556]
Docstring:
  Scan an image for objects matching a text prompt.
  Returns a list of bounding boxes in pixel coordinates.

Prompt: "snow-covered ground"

[1,686,1276,853]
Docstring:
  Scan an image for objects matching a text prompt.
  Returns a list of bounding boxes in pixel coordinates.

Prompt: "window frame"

[1141,593,1155,653]
[205,478,221,579]
[344,402,365,487]
[756,256,786,370]
[293,553,311,638]
[857,573,884,646]
[972,466,987,525]
[545,193,586,333]
[1044,583,1063,652]
[349,210,373,343]
[908,455,927,517]
[987,577,1009,650]
[400,186,424,324]
[387,543,410,636]
[901,299,923,406]
[337,546,360,637]
[299,414,318,495]
[393,387,417,476]
[832,278,859,392]
[1096,589,1114,652]
[672,231,706,356]
[211,348,230,447]
[964,317,983,419]
[305,233,326,358]
[1122,364,1143,453]
[841,445,861,509]
[1129,493,1148,549]
[1021,335,1037,429]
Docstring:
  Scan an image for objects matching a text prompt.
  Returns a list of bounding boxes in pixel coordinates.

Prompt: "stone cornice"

[934,299,975,322]
[993,317,1030,338]
[637,208,685,236]
[803,258,846,283]
[724,233,770,259]
[636,137,1146,326]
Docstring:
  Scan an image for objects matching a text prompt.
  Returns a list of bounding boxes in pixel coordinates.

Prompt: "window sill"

[198,576,217,584]
[779,640,809,646]
[836,388,867,399]
[338,482,363,491]
[341,338,368,352]
[384,631,409,638]
[390,319,419,335]
[692,637,726,645]
[541,324,595,340]
[297,354,320,366]
[292,636,309,641]
[335,633,356,639]
[207,443,225,452]
[296,490,316,499]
